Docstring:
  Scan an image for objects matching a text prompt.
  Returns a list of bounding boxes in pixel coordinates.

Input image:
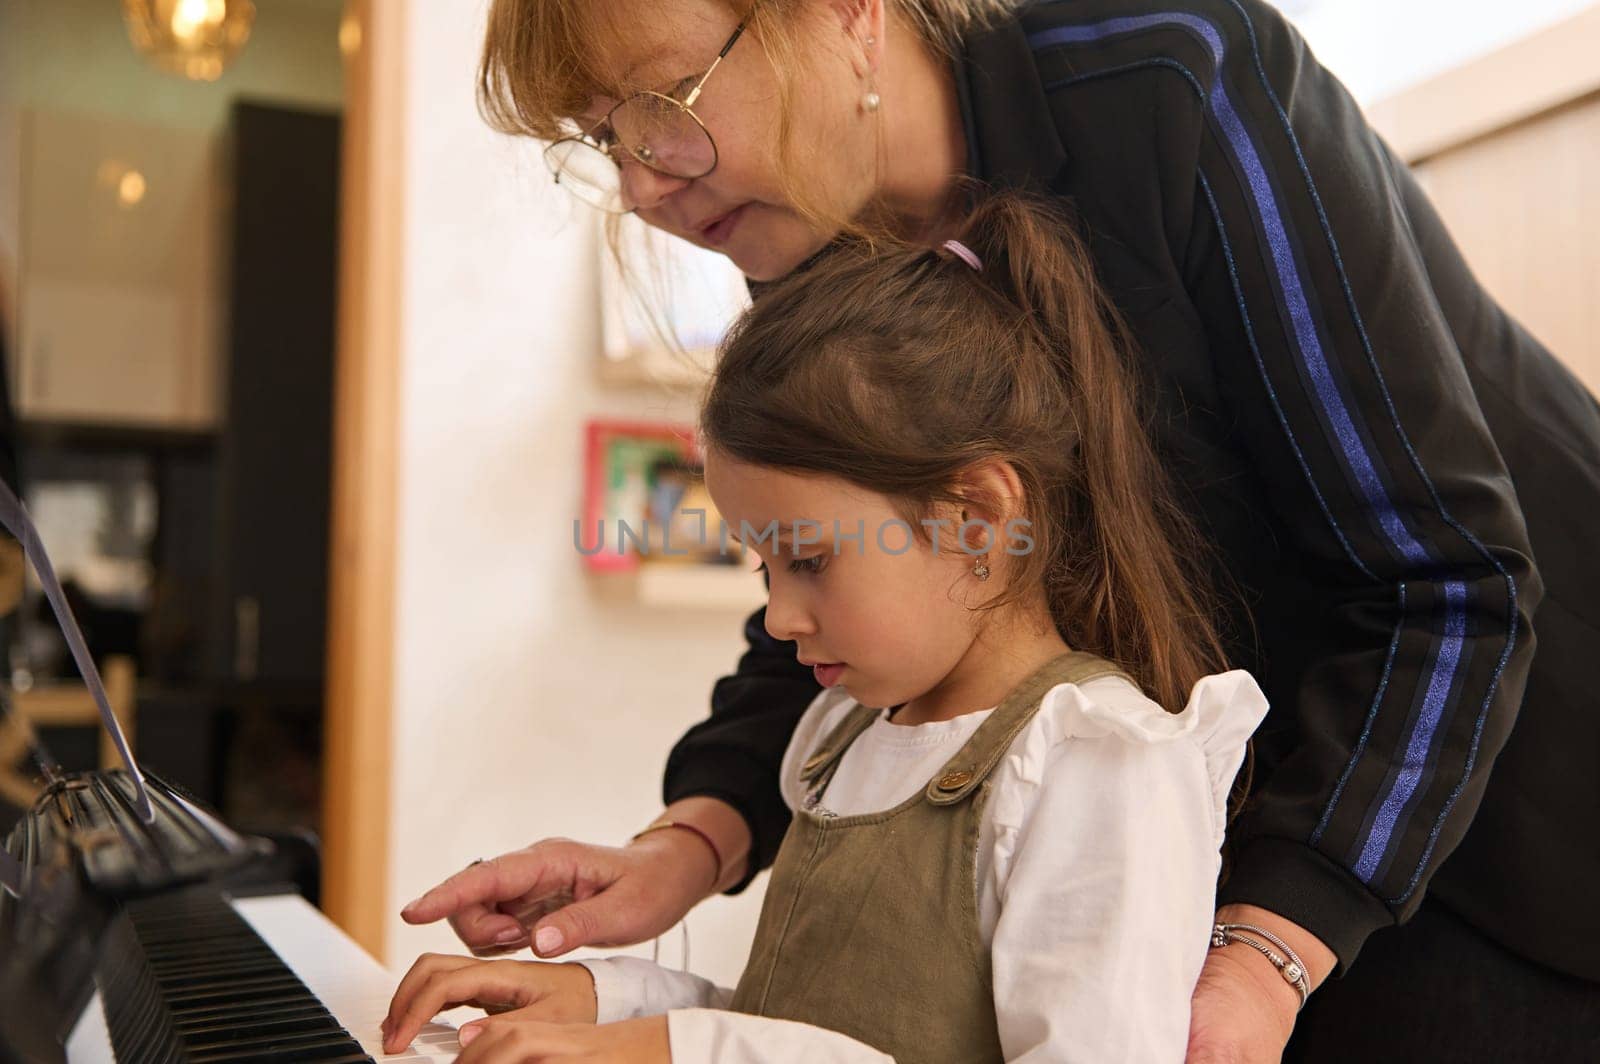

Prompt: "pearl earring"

[972,558,991,581]
[862,35,879,112]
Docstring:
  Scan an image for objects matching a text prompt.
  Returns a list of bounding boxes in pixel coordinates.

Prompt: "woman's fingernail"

[401,897,422,915]
[535,926,563,954]
[494,927,525,945]
[458,1023,482,1046]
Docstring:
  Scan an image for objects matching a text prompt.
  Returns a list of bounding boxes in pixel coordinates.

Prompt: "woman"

[402,0,1600,1059]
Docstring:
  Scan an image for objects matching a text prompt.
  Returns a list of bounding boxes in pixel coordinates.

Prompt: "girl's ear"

[826,0,886,74]
[954,459,1026,536]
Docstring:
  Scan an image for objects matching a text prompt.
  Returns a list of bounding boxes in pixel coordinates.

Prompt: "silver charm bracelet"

[1210,922,1311,1009]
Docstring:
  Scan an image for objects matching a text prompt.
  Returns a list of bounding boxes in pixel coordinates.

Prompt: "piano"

[0,478,461,1062]
[1,771,463,1063]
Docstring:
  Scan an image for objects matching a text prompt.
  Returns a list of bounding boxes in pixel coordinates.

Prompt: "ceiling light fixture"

[122,0,256,83]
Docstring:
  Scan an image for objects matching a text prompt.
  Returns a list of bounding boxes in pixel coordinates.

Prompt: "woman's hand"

[382,954,598,1055]
[455,1016,670,1063]
[400,800,749,958]
[1185,904,1336,1063]
[1185,947,1298,1063]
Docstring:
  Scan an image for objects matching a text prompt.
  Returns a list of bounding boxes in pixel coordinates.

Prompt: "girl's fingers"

[458,983,595,1030]
[385,953,472,1044]
[383,958,533,1054]
[456,1019,584,1064]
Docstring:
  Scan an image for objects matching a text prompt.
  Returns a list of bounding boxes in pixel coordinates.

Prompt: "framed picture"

[580,419,742,572]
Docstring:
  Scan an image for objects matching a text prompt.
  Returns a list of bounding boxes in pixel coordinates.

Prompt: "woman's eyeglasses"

[545,11,754,214]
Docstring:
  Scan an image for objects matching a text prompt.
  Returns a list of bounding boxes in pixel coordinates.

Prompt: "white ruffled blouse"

[580,670,1269,1063]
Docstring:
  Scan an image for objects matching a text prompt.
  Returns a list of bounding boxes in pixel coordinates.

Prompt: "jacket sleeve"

[1195,0,1542,966]
[662,586,821,891]
[1135,0,1540,968]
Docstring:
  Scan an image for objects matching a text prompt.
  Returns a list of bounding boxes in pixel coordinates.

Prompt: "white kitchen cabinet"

[16,108,222,428]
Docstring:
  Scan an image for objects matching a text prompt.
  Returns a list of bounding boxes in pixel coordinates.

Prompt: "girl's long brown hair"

[701,191,1229,712]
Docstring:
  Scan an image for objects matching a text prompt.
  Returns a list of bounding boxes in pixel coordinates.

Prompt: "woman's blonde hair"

[480,1,1019,138]
[479,0,1021,232]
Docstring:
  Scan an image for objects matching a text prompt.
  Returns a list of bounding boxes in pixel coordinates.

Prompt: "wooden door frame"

[322,0,405,959]
[1367,4,1600,163]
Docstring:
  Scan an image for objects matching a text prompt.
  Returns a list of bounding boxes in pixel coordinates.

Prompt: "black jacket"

[665,0,1600,980]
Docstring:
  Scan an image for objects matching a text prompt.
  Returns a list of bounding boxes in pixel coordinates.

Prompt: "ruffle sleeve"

[986,669,1269,910]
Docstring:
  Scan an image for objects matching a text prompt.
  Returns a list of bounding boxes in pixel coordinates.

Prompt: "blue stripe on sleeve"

[1028,7,1495,891]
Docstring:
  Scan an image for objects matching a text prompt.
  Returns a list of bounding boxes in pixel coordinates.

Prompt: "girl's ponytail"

[704,189,1231,715]
[953,195,1229,712]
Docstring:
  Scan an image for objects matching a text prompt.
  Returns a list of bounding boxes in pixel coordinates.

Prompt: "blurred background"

[0,0,1594,990]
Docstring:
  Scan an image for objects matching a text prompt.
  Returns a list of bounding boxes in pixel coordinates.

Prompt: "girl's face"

[704,451,990,710]
[578,0,880,280]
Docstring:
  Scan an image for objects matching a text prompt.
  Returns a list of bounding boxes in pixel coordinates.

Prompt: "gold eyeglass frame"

[543,8,756,213]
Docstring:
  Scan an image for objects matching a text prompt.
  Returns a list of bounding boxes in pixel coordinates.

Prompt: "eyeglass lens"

[610,94,716,177]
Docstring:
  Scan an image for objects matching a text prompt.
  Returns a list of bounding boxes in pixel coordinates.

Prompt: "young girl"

[383,192,1268,1062]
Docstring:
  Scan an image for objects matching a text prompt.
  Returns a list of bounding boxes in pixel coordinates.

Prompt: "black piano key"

[190,1046,376,1064]
[159,971,308,996]
[185,1028,380,1062]
[95,886,374,1063]
[97,916,185,1064]
[160,985,328,1022]
[185,1022,362,1052]
[147,954,287,982]
[162,992,320,1022]
[176,1003,332,1034]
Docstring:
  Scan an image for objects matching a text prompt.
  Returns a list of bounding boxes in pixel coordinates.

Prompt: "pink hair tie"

[941,239,982,271]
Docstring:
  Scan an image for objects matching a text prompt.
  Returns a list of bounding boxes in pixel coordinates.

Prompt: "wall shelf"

[633,563,765,611]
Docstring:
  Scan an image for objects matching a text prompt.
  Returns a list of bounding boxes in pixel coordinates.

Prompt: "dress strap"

[925,651,1133,806]
[797,702,883,799]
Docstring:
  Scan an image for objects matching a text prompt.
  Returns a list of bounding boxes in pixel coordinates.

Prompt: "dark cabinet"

[212,102,340,696]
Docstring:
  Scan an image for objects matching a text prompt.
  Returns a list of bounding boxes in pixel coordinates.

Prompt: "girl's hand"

[455,1015,670,1064]
[382,954,597,1055]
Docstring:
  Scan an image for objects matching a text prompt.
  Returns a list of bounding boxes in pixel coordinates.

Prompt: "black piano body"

[0,771,375,1063]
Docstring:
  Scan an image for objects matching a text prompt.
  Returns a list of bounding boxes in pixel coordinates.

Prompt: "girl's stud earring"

[863,91,881,112]
[972,559,991,582]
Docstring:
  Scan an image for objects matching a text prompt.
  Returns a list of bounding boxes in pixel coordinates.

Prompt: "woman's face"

[704,451,988,711]
[578,0,880,280]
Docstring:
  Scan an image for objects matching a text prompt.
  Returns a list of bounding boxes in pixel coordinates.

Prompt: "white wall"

[1283,0,1596,104]
[383,0,765,986]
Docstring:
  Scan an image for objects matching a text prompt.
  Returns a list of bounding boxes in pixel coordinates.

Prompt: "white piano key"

[63,988,112,1063]
[232,892,462,1061]
[66,890,461,1062]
